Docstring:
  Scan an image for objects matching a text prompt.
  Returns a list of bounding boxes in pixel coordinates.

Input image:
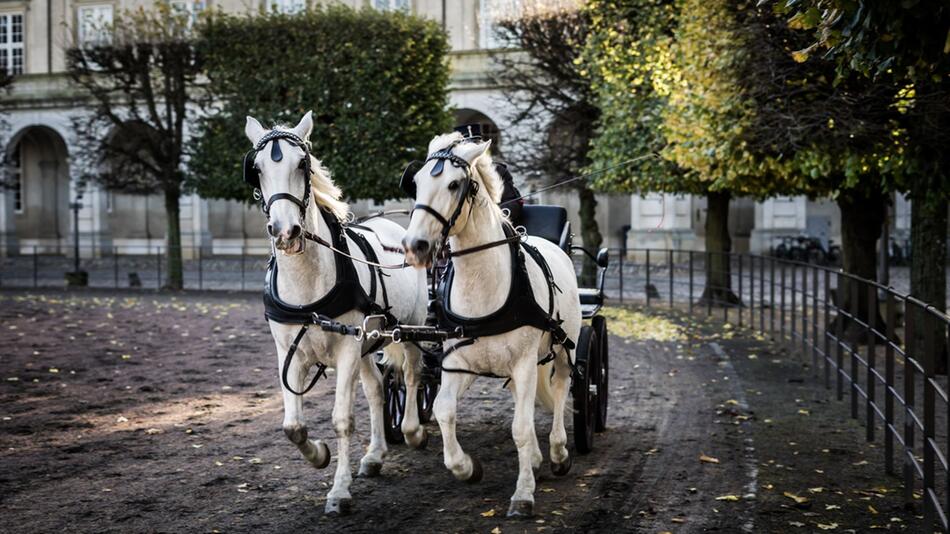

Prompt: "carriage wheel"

[592,315,609,432]
[418,380,438,424]
[573,325,597,454]
[382,366,407,445]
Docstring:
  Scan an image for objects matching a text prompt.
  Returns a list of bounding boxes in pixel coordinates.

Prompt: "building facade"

[0,0,894,259]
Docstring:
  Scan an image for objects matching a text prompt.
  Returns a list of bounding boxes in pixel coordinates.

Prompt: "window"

[170,0,205,26]
[374,0,409,12]
[78,5,113,46]
[11,143,22,213]
[480,0,522,49]
[0,13,24,76]
[271,0,305,14]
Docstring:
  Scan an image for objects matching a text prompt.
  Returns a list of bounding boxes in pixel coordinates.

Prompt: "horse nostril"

[414,239,430,254]
[267,224,278,238]
[289,225,302,239]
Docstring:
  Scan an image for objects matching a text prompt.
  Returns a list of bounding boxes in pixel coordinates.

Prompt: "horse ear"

[293,111,314,141]
[245,116,266,145]
[456,139,491,163]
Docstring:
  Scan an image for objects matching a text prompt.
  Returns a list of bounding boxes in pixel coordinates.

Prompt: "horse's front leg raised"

[507,355,540,517]
[400,343,427,449]
[433,370,481,483]
[278,340,331,470]
[325,344,361,516]
[356,355,386,478]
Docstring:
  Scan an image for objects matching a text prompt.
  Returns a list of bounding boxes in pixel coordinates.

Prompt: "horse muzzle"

[275,236,305,256]
[402,236,438,269]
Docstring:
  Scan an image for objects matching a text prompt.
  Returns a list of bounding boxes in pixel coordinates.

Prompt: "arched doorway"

[453,108,502,159]
[5,126,70,254]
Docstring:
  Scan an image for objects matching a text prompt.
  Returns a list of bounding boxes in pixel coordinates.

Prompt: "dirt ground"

[0,289,924,533]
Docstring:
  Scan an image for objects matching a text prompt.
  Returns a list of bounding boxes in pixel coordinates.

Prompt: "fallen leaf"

[853,460,868,466]
[808,487,824,493]
[816,523,838,530]
[699,454,720,464]
[825,504,841,511]
[715,495,740,502]
[783,492,809,505]
[480,509,496,517]
[868,505,878,514]
[116,416,129,423]
[797,409,810,415]
[789,521,805,527]
[671,517,686,523]
[144,428,162,435]
[490,528,501,534]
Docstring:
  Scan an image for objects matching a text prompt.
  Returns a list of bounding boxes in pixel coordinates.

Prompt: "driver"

[453,124,524,227]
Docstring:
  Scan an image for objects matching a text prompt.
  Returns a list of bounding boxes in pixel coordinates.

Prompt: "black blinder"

[400,160,422,198]
[243,150,260,189]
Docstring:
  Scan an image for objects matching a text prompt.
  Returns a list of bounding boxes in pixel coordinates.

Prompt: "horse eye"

[448,180,460,191]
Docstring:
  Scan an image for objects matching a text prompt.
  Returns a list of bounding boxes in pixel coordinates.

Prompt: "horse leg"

[507,355,539,517]
[548,347,572,476]
[400,343,427,449]
[279,347,330,470]
[356,355,386,478]
[325,347,361,516]
[433,371,481,483]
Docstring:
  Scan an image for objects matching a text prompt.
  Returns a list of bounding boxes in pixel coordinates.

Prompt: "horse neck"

[274,203,338,306]
[447,202,512,317]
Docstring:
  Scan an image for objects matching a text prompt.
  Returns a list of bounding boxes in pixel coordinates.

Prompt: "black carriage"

[379,205,610,452]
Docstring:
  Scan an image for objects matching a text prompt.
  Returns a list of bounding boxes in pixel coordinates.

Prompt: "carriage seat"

[520,205,571,253]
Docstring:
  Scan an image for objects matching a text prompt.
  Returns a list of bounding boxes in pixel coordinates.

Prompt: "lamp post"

[66,193,88,286]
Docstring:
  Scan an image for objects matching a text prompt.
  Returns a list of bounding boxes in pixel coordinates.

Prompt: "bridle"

[244,130,312,223]
[401,142,481,250]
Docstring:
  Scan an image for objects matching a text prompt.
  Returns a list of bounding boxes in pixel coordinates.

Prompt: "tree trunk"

[698,191,740,306]
[164,186,183,290]
[909,189,948,373]
[578,184,603,287]
[835,189,887,341]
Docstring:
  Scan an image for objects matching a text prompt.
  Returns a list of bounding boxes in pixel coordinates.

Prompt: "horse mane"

[272,124,349,222]
[427,132,505,215]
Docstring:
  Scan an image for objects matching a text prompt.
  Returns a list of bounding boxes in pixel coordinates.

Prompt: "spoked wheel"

[572,325,597,454]
[382,366,407,445]
[592,315,609,432]
[418,379,438,424]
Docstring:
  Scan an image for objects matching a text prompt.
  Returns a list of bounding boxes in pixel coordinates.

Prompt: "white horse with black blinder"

[402,132,582,517]
[245,111,428,516]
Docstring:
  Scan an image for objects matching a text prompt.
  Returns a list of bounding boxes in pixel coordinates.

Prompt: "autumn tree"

[66,3,206,289]
[491,5,603,284]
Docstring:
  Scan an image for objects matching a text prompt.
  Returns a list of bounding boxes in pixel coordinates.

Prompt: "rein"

[301,230,409,270]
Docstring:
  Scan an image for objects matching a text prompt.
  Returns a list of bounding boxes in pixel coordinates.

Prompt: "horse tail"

[535,360,556,413]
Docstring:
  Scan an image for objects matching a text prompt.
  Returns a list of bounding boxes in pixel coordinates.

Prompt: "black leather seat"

[520,205,571,253]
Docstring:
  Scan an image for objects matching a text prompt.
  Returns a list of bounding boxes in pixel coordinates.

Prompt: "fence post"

[884,290,895,475]
[198,247,203,291]
[866,284,876,442]
[903,300,916,507]
[835,272,845,401]
[33,246,38,288]
[824,269,831,389]
[156,246,162,289]
[759,255,765,332]
[688,250,694,315]
[645,249,651,309]
[618,247,624,303]
[770,258,776,338]
[707,251,713,317]
[749,255,754,329]
[812,267,819,376]
[801,265,808,359]
[850,279,859,420]
[113,246,119,288]
[738,254,743,327]
[922,309,936,529]
[668,249,674,309]
[791,263,797,349]
[241,249,246,291]
[780,262,786,342]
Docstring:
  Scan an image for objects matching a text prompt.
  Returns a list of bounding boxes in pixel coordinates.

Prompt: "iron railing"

[606,248,950,532]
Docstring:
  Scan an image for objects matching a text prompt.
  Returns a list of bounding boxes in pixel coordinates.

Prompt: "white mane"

[272,124,349,222]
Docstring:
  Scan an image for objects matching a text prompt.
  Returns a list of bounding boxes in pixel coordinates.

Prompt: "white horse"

[245,112,428,515]
[402,133,582,517]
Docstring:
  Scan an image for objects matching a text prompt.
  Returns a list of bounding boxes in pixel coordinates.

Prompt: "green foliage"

[189,6,452,201]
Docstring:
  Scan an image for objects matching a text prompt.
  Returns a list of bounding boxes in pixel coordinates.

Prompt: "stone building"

[0,0,899,260]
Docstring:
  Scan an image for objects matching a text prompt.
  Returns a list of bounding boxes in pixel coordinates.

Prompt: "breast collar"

[432,224,574,350]
[263,208,392,325]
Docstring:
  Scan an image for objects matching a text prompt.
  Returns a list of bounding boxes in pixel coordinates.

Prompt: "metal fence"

[2,244,949,530]
[613,248,950,532]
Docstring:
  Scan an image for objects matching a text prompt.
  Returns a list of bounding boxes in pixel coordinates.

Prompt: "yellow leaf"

[491,528,501,534]
[724,399,739,405]
[783,492,809,504]
[816,523,838,530]
[797,409,810,415]
[699,454,720,464]
[671,517,686,523]
[480,509,496,517]
[808,487,824,493]
[715,495,740,502]
[868,505,879,514]
[789,521,805,527]
[825,504,841,510]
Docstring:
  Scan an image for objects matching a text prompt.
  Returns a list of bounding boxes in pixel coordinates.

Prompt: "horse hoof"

[309,441,331,469]
[507,499,534,517]
[465,456,483,484]
[408,428,428,450]
[358,461,382,478]
[324,497,352,516]
[551,455,573,477]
